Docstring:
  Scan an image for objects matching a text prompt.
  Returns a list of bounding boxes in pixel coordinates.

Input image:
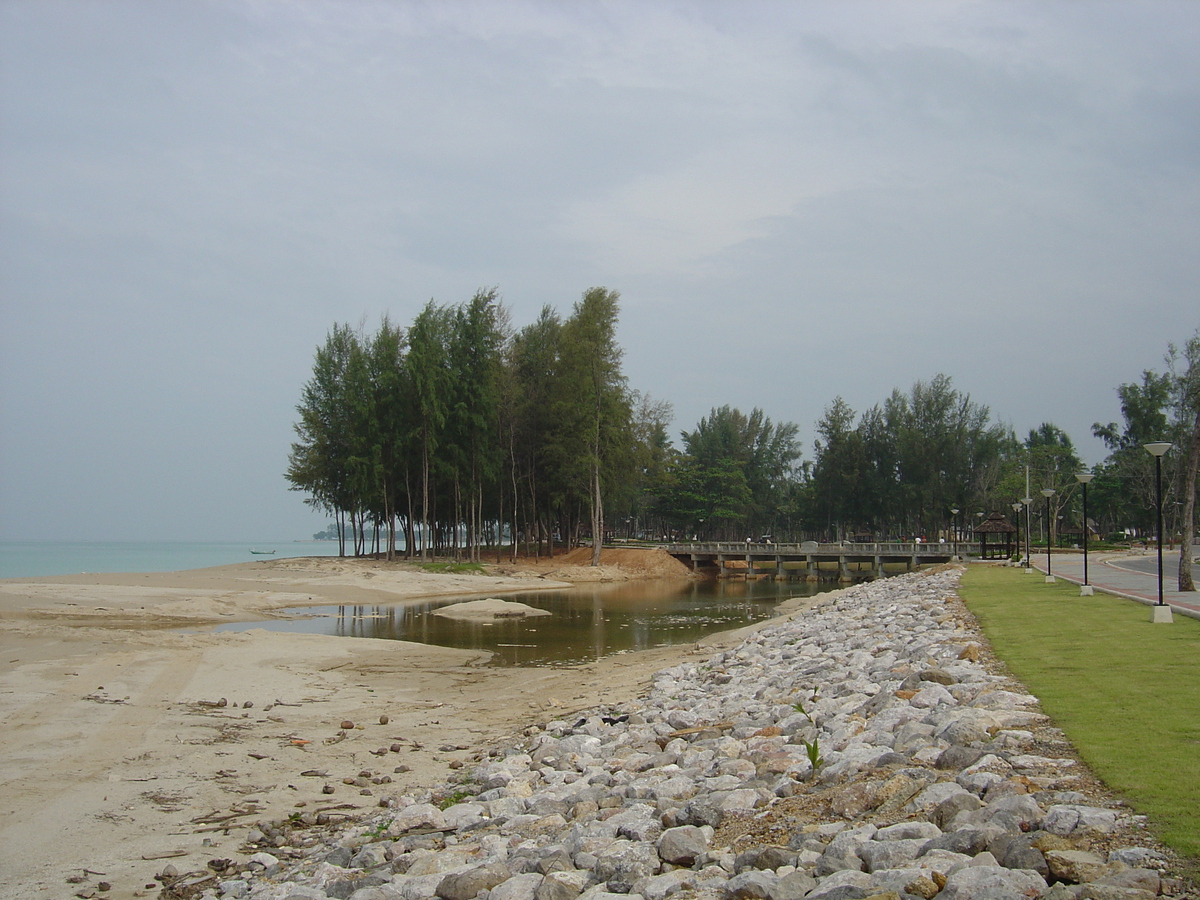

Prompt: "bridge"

[664,541,959,581]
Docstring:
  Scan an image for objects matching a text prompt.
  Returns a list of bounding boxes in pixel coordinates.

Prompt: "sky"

[1,1,1198,543]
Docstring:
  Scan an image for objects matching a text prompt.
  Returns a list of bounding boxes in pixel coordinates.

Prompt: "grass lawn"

[958,564,1200,868]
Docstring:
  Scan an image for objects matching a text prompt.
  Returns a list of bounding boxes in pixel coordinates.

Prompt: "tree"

[286,324,361,556]
[366,317,408,560]
[811,398,865,539]
[1092,369,1175,538]
[1169,329,1200,591]
[809,376,1007,542]
[407,302,454,558]
[624,391,676,540]
[508,306,563,557]
[447,289,505,561]
[670,405,802,541]
[554,288,631,566]
[1025,423,1083,546]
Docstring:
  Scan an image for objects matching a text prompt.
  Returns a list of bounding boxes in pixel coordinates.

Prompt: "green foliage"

[791,690,825,774]
[959,565,1200,869]
[661,405,801,541]
[1090,330,1200,544]
[287,295,1189,567]
[434,787,476,809]
[808,375,1011,541]
[288,288,645,562]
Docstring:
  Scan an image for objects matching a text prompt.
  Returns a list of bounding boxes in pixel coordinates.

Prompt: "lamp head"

[1144,441,1173,458]
[1075,471,1094,485]
[1040,488,1056,498]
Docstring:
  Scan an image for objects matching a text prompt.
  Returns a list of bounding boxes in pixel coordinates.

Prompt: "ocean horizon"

[0,540,344,579]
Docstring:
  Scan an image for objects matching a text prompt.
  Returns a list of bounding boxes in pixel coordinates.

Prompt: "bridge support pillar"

[776,556,784,580]
[875,555,884,578]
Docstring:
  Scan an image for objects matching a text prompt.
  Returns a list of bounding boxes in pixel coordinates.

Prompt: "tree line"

[286,294,1199,588]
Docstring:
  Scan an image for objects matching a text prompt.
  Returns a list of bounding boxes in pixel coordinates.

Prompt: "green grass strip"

[958,565,1200,867]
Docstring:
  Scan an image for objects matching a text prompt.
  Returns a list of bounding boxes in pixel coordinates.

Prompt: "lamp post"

[1012,502,1023,567]
[1022,497,1034,572]
[1041,489,1056,583]
[1144,442,1173,622]
[950,508,959,560]
[1076,472,1094,595]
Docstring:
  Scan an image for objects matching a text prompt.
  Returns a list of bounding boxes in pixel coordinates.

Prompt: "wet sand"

[0,553,785,900]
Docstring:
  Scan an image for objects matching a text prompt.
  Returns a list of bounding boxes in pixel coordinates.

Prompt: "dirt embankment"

[492,546,694,582]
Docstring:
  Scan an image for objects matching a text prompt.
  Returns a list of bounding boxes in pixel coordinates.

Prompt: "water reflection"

[214,579,833,666]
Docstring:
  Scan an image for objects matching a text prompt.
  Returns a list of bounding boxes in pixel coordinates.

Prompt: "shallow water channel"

[214,579,838,666]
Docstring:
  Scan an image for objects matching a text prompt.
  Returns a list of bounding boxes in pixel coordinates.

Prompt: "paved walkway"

[1013,548,1200,621]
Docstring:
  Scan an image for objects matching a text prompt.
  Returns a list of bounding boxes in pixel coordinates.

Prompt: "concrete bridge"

[665,541,959,581]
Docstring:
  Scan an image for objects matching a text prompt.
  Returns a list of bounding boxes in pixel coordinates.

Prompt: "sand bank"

[0,551,726,900]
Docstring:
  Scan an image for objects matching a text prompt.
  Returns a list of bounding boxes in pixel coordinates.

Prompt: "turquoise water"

[0,540,342,579]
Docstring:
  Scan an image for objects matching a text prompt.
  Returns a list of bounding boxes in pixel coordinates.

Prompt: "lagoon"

[213,577,837,666]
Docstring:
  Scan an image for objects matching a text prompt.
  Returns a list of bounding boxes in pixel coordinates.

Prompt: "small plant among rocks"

[792,689,825,774]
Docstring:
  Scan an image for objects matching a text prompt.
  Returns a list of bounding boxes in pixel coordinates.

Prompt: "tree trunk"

[421,431,431,560]
[591,463,603,567]
[1179,405,1200,591]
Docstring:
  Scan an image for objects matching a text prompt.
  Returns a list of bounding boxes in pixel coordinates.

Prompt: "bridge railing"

[666,542,957,555]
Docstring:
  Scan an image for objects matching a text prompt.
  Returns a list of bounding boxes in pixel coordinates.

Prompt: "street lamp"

[1011,502,1023,567]
[1076,472,1094,595]
[1144,442,1173,622]
[950,508,959,559]
[1041,488,1056,583]
[1022,497,1034,572]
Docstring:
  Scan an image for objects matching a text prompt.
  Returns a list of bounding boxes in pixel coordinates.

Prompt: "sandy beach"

[0,550,771,900]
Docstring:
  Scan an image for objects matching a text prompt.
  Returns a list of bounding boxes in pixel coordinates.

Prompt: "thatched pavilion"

[974,511,1017,560]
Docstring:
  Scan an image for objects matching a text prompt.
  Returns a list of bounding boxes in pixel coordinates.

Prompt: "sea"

[0,540,342,579]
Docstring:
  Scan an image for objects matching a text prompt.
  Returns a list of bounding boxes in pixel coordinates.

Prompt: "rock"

[1044,849,1111,883]
[932,791,982,828]
[768,870,817,900]
[592,840,659,892]
[1095,867,1161,895]
[389,803,448,834]
[801,867,874,898]
[936,865,1047,899]
[920,827,990,857]
[157,570,1190,900]
[724,870,778,898]
[857,838,927,872]
[657,825,708,866]
[436,862,512,900]
[341,720,355,730]
[536,870,591,900]
[490,872,546,900]
[1107,847,1163,867]
[903,875,941,899]
[1072,887,1157,900]
[1042,805,1118,835]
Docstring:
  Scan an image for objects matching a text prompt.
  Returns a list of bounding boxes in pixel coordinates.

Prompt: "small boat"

[249,549,276,555]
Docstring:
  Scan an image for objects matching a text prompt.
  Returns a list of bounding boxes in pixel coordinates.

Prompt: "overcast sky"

[2,1,1198,543]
